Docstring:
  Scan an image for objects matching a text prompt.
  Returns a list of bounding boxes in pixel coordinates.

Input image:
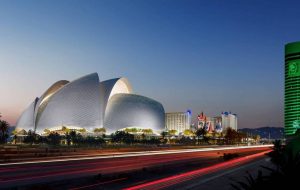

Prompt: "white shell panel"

[36,73,102,133]
[104,94,165,134]
[16,98,39,132]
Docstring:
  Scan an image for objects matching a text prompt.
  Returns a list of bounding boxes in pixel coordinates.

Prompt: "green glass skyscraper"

[285,41,300,136]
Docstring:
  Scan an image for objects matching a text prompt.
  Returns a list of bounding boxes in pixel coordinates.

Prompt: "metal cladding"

[36,73,102,134]
[99,78,133,123]
[34,80,69,131]
[285,41,300,136]
[16,98,39,132]
[104,94,165,134]
[16,73,165,134]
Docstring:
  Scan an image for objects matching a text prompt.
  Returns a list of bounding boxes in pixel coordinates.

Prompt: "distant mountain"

[238,127,284,140]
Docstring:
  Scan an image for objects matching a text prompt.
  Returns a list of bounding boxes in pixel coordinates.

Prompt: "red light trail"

[0,146,271,188]
[124,150,271,190]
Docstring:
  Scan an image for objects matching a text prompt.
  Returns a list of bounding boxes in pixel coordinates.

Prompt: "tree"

[142,129,153,135]
[69,130,77,145]
[183,129,194,136]
[168,130,177,136]
[93,128,106,134]
[161,131,168,143]
[124,128,138,134]
[178,136,195,145]
[224,128,235,144]
[61,126,70,134]
[23,130,36,145]
[11,130,18,144]
[47,132,61,146]
[195,128,206,145]
[253,135,261,144]
[65,132,71,146]
[0,115,9,144]
[78,128,86,133]
[111,131,134,144]
[141,133,146,141]
[12,130,18,144]
[231,140,300,189]
[224,127,243,145]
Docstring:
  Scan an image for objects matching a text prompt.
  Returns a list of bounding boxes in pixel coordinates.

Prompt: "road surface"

[0,145,272,189]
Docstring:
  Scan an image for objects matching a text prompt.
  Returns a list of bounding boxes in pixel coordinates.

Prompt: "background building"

[214,116,223,133]
[221,112,238,131]
[165,110,192,134]
[285,41,300,136]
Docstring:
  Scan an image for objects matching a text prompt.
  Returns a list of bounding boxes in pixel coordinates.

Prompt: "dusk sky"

[1,0,299,128]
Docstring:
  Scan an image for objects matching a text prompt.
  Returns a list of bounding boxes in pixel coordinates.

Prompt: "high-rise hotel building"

[221,112,237,131]
[165,110,192,134]
[285,41,300,136]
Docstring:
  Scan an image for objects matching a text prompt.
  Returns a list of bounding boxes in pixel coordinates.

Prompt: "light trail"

[0,153,217,182]
[124,150,271,190]
[0,145,272,166]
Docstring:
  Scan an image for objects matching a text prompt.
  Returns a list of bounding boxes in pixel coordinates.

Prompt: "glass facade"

[285,41,300,136]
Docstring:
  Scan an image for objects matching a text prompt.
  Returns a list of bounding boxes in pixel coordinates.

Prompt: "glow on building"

[285,41,300,136]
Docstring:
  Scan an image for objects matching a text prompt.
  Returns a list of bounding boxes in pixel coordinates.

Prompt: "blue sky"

[1,0,299,128]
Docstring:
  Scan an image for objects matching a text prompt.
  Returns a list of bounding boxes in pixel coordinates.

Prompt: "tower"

[285,41,300,136]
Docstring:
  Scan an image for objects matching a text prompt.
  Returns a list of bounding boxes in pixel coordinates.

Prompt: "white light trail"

[0,145,273,166]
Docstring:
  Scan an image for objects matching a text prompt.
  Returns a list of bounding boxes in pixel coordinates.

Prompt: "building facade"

[16,73,165,134]
[285,41,300,136]
[221,112,237,131]
[165,111,192,134]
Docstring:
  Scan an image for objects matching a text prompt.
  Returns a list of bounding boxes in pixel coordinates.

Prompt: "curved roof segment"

[16,73,165,134]
[100,78,132,101]
[34,80,69,130]
[99,78,133,122]
[16,98,39,132]
[104,94,165,134]
[36,73,102,134]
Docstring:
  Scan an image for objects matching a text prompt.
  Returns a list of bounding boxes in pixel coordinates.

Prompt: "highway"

[124,150,271,190]
[0,145,272,189]
[165,156,273,190]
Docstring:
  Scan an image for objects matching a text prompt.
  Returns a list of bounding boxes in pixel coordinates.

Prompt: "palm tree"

[23,130,36,145]
[78,128,86,133]
[12,130,18,144]
[93,128,106,134]
[62,126,70,134]
[169,129,177,136]
[195,128,205,145]
[142,129,153,135]
[161,131,168,143]
[69,130,77,145]
[183,129,193,136]
[0,118,9,144]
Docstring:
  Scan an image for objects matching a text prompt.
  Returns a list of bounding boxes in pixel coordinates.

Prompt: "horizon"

[1,0,299,128]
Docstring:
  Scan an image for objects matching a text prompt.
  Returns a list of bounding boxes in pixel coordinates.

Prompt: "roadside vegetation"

[3,126,260,148]
[0,114,10,144]
[231,136,300,189]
